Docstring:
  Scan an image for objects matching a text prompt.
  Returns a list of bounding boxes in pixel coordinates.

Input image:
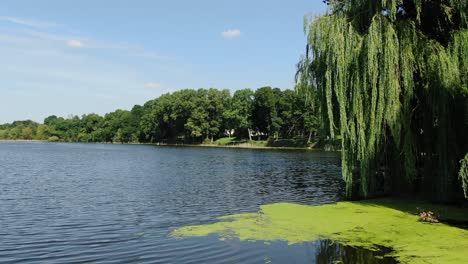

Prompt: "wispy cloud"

[221,29,241,39]
[0,16,57,29]
[0,14,167,61]
[0,27,165,60]
[67,39,84,48]
[144,82,162,89]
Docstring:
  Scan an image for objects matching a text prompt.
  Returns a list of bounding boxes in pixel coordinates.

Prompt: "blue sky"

[0,0,326,123]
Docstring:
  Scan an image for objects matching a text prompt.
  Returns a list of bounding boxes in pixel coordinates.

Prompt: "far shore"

[0,139,47,142]
[0,139,329,151]
[160,143,321,151]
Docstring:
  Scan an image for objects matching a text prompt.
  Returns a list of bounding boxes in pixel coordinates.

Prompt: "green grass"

[203,137,321,150]
[211,138,268,147]
[213,137,237,145]
[246,140,267,147]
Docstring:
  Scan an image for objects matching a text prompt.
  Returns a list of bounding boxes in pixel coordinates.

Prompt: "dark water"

[0,142,396,263]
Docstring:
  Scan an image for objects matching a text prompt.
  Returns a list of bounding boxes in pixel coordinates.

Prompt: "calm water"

[0,142,395,263]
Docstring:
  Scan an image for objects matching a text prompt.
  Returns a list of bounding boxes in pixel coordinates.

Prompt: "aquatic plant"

[297,0,468,201]
[172,201,468,264]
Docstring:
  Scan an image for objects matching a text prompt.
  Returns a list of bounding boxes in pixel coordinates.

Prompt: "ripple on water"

[0,142,349,263]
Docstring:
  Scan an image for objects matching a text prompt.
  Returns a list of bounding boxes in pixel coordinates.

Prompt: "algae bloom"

[171,201,468,264]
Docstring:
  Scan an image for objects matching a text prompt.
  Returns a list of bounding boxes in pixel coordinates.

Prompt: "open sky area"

[0,0,326,123]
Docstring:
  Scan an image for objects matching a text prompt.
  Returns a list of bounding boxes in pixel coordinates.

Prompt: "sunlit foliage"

[0,88,320,145]
[297,0,467,201]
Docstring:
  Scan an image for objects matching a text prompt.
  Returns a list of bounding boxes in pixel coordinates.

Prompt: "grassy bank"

[211,137,311,148]
[172,198,468,264]
[192,137,326,150]
[144,137,319,150]
[0,138,339,152]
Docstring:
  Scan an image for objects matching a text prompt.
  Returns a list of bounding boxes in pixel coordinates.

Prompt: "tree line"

[0,87,319,144]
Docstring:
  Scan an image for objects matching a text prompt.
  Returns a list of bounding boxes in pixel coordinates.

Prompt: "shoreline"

[0,139,47,143]
[160,143,321,151]
[0,139,324,151]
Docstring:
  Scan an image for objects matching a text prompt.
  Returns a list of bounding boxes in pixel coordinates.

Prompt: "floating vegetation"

[172,201,468,264]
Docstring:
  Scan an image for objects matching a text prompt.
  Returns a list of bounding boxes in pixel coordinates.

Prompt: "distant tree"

[131,105,146,142]
[21,127,33,140]
[8,127,21,140]
[35,124,51,140]
[101,110,137,143]
[252,87,283,139]
[79,113,103,142]
[0,129,9,139]
[185,89,228,142]
[139,99,159,142]
[44,115,59,126]
[224,88,254,139]
[1,87,324,145]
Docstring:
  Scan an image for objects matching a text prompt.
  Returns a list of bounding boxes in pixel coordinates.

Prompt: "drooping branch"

[297,0,467,201]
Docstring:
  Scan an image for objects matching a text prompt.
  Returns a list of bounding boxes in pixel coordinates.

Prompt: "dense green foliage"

[0,87,319,145]
[297,0,467,201]
[460,154,468,199]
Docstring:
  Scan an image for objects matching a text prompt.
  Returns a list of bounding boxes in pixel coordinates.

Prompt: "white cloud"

[0,16,57,29]
[144,82,162,89]
[221,29,241,39]
[67,39,84,48]
[0,20,165,60]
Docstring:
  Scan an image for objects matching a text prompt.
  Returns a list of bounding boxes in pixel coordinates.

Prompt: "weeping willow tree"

[297,0,467,202]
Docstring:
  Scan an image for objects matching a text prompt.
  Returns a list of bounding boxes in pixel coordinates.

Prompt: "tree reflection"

[315,240,398,264]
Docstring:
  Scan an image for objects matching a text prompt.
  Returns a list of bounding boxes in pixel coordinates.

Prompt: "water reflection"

[1,142,347,263]
[315,240,398,264]
[179,237,399,264]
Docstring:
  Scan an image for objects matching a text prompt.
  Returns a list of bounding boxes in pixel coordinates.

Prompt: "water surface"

[0,142,392,263]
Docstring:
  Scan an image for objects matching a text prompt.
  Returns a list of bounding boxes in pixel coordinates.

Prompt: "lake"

[0,142,394,263]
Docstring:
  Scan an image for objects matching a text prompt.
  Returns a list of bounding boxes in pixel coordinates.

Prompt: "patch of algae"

[171,201,468,264]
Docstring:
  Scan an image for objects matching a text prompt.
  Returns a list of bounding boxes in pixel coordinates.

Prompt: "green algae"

[171,201,468,264]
